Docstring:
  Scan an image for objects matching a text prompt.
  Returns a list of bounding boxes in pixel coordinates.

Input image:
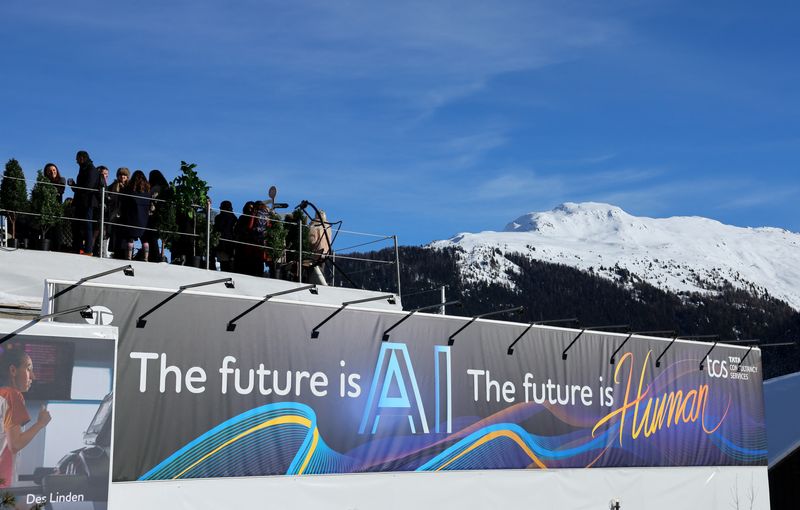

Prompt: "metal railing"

[0,174,401,295]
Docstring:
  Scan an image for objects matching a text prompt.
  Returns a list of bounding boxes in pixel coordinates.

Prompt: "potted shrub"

[150,183,178,262]
[284,208,310,280]
[171,161,210,266]
[0,158,29,248]
[263,210,287,277]
[30,170,63,251]
[196,211,221,268]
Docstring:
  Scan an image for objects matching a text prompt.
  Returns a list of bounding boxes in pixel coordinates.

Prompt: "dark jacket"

[214,211,237,255]
[123,190,151,239]
[214,211,236,260]
[74,161,100,210]
[49,176,67,203]
[106,180,125,222]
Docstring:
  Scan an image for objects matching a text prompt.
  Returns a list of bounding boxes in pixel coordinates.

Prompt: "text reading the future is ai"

[129,352,615,407]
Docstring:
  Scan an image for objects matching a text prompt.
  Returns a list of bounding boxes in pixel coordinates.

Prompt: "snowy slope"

[431,202,800,310]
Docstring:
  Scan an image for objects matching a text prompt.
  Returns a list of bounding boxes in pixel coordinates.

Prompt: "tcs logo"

[706,357,728,379]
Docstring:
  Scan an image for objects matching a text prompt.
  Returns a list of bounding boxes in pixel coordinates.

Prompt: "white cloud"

[478,171,566,200]
[7,1,626,116]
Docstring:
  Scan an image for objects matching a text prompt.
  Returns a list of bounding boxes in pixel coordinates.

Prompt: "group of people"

[212,191,332,283]
[37,151,333,282]
[41,151,170,260]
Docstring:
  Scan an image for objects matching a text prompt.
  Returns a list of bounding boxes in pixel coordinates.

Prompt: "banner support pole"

[50,265,134,300]
[507,318,579,355]
[448,306,524,346]
[0,305,94,344]
[311,294,396,339]
[610,330,675,364]
[562,324,629,360]
[226,284,318,331]
[382,300,461,341]
[136,278,234,328]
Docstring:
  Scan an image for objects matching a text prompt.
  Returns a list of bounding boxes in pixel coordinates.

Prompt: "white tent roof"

[0,248,401,311]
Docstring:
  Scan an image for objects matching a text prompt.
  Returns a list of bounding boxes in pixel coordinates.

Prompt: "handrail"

[1,184,400,290]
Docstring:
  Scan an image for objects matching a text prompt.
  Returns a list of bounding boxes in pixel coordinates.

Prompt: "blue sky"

[1,0,798,246]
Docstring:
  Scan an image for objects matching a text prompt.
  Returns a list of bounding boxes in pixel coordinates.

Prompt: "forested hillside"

[332,246,800,379]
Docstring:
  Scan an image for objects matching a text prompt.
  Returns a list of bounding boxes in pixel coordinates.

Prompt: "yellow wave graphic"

[435,429,547,471]
[174,415,314,479]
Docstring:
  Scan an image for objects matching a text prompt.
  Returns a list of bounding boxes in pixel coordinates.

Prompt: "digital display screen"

[0,341,75,401]
[26,341,75,400]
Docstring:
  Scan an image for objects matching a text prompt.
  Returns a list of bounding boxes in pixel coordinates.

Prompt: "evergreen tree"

[30,170,63,239]
[0,158,29,239]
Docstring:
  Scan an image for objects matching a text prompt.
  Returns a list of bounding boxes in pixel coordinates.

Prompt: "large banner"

[50,283,767,483]
[0,319,116,509]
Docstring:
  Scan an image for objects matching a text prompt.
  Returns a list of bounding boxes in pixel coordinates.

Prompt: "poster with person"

[0,318,116,510]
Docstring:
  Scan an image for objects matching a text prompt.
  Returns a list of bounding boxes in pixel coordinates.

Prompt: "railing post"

[99,187,106,258]
[205,201,211,270]
[297,217,303,283]
[393,235,401,298]
[331,250,336,287]
[440,285,446,315]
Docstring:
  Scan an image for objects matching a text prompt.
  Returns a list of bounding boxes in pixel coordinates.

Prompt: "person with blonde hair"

[306,209,332,285]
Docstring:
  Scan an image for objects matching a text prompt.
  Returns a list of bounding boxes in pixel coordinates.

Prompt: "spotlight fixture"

[507,318,579,355]
[226,284,317,332]
[562,324,629,361]
[311,294,396,339]
[655,334,718,368]
[0,305,95,344]
[448,306,524,346]
[609,330,675,364]
[382,300,462,341]
[50,265,135,300]
[136,277,236,328]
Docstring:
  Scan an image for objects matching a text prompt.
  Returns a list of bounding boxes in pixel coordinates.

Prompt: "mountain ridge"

[431,202,800,310]
[331,245,800,379]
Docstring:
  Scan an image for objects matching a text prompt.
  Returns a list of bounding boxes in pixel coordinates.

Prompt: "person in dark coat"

[68,150,99,254]
[234,201,261,276]
[107,167,130,257]
[43,163,67,250]
[144,169,169,262]
[122,170,151,261]
[213,200,237,272]
[92,165,109,256]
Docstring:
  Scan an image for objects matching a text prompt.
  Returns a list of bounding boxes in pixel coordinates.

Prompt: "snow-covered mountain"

[430,202,800,310]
